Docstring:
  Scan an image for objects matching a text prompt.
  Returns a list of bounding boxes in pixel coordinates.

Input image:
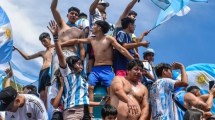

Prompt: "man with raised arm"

[60,20,134,117]
[13,32,54,108]
[113,17,150,76]
[150,62,188,120]
[49,0,85,84]
[110,59,149,120]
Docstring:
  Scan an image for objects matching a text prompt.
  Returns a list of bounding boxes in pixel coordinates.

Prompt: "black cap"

[0,86,17,111]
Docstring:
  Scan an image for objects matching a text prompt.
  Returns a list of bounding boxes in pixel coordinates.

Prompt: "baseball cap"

[143,48,155,55]
[0,86,17,111]
[98,0,109,7]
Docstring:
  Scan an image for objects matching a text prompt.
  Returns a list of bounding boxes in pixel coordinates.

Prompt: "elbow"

[204,106,211,111]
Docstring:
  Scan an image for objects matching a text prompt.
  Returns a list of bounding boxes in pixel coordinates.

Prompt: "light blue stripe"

[0,6,10,26]
[75,74,81,106]
[66,74,73,108]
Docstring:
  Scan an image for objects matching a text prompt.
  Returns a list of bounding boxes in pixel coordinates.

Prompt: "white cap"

[98,0,109,7]
[143,48,155,55]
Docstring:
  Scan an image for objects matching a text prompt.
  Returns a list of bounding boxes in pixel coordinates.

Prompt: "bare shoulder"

[112,76,124,84]
[139,83,148,92]
[106,35,115,41]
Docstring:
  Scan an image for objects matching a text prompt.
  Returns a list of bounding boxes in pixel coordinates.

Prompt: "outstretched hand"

[5,68,13,78]
[47,20,58,36]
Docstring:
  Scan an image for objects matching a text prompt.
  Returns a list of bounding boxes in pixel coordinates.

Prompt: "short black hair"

[68,6,80,15]
[95,20,110,34]
[121,17,135,29]
[66,56,81,71]
[39,32,50,41]
[187,86,200,93]
[79,12,88,18]
[23,85,37,92]
[155,63,172,77]
[101,104,117,119]
[184,109,203,120]
[126,59,143,71]
[128,10,137,16]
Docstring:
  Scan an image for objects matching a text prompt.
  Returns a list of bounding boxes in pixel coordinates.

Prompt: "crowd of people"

[0,0,214,120]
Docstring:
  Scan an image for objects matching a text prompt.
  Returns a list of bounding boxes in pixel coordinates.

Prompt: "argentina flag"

[177,63,215,114]
[10,62,38,86]
[0,6,13,64]
[151,0,171,10]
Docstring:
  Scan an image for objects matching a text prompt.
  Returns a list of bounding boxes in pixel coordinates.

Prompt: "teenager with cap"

[0,86,48,120]
[142,48,156,91]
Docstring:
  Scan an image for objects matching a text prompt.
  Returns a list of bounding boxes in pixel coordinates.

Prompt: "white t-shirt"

[150,78,176,120]
[5,94,48,120]
[142,61,156,83]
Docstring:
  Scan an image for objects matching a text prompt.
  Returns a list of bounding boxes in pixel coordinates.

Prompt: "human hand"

[134,53,140,59]
[171,62,184,70]
[47,20,58,36]
[13,46,17,51]
[141,41,150,48]
[127,98,139,115]
[142,30,150,36]
[5,68,13,78]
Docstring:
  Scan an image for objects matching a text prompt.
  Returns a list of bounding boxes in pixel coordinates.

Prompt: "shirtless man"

[110,59,149,120]
[49,0,85,83]
[61,20,134,117]
[13,32,54,108]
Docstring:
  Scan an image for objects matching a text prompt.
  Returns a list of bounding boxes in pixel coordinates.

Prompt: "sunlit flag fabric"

[0,6,13,64]
[10,62,38,87]
[154,0,208,27]
[155,0,190,27]
[176,63,215,114]
[151,0,171,10]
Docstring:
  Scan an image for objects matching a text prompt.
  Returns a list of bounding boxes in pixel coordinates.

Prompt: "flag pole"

[149,24,161,32]
[8,61,19,91]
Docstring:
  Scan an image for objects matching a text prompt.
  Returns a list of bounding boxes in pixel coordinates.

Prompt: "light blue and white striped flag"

[177,63,215,114]
[0,6,13,64]
[151,0,171,10]
[10,62,38,86]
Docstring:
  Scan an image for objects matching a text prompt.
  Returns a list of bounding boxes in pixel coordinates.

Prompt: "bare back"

[91,36,113,66]
[58,26,83,52]
[110,76,146,120]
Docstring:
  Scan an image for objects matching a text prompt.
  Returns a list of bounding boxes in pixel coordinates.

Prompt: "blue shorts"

[88,66,114,87]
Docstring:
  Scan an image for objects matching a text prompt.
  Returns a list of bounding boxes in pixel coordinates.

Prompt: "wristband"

[53,35,58,42]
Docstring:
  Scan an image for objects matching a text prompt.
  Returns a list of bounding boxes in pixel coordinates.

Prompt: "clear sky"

[0,0,214,78]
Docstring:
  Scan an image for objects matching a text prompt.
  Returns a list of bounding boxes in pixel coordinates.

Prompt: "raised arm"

[115,0,138,27]
[50,0,66,28]
[89,0,99,15]
[51,76,64,108]
[109,36,134,60]
[135,31,150,43]
[173,62,188,88]
[185,91,214,111]
[139,86,149,120]
[4,68,13,88]
[54,37,67,68]
[13,46,42,60]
